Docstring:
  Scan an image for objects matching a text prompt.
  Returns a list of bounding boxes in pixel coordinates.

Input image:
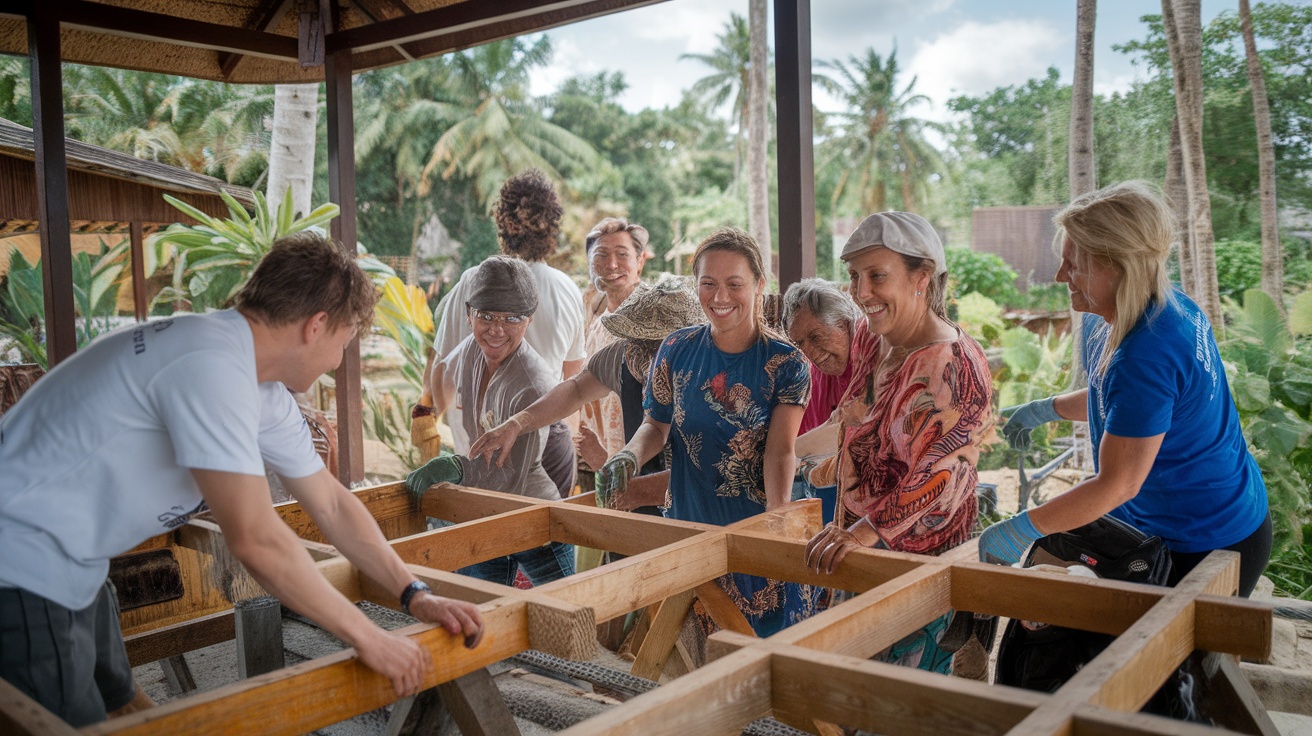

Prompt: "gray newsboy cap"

[839,212,946,276]
[466,256,539,315]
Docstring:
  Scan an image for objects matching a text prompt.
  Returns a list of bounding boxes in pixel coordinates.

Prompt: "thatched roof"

[0,118,255,234]
[0,0,665,85]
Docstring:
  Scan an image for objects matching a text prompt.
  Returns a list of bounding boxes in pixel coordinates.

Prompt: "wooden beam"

[629,588,695,680]
[124,609,236,666]
[0,678,79,736]
[324,21,365,485]
[327,0,659,54]
[28,1,76,366]
[129,221,146,321]
[59,0,299,61]
[217,0,294,80]
[694,581,755,637]
[433,669,522,736]
[420,483,546,523]
[389,506,553,570]
[555,648,773,736]
[726,530,923,593]
[773,0,816,289]
[235,596,285,678]
[770,646,1043,736]
[1069,706,1251,736]
[1193,652,1280,736]
[548,503,708,556]
[83,603,532,736]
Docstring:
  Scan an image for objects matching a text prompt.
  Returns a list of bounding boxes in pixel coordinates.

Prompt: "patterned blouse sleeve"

[773,346,812,407]
[643,336,677,424]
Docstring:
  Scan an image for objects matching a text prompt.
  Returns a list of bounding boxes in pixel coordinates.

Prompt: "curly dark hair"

[493,169,562,262]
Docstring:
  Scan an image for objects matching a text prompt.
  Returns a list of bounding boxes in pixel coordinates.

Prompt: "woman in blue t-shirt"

[981,181,1271,597]
[597,227,819,636]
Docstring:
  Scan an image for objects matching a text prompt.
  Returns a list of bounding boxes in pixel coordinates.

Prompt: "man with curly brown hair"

[430,170,585,497]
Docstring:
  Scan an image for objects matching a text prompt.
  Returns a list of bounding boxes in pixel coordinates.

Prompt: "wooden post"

[129,221,147,321]
[235,596,285,678]
[773,0,816,290]
[323,0,365,485]
[27,2,77,366]
[160,656,197,694]
[435,669,522,736]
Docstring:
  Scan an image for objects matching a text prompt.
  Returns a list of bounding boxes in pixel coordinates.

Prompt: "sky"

[527,0,1238,123]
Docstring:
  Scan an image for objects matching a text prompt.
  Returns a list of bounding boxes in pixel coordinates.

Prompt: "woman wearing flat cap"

[804,211,992,673]
[406,256,575,586]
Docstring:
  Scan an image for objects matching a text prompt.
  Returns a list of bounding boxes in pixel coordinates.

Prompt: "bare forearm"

[1028,474,1133,535]
[617,471,670,510]
[315,496,414,601]
[764,452,795,510]
[623,420,668,468]
[518,374,608,432]
[1053,389,1089,422]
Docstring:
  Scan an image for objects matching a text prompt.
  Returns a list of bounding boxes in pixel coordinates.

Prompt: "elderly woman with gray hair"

[804,212,993,674]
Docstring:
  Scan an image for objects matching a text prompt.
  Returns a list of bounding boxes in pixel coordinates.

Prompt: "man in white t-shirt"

[0,233,483,726]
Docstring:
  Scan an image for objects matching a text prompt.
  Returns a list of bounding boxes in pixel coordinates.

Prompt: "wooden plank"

[694,581,755,637]
[543,533,728,622]
[389,506,553,570]
[420,483,545,522]
[555,648,773,736]
[1194,594,1273,661]
[727,530,924,593]
[83,601,532,736]
[0,677,79,736]
[385,688,447,736]
[1194,652,1280,736]
[59,0,300,60]
[217,0,293,79]
[726,498,824,541]
[160,655,197,694]
[124,609,235,666]
[1069,706,1249,736]
[435,668,522,736]
[28,0,77,366]
[129,221,146,320]
[1006,552,1240,736]
[235,596,285,678]
[274,483,420,542]
[770,646,1043,736]
[358,565,514,608]
[548,503,709,556]
[630,588,695,680]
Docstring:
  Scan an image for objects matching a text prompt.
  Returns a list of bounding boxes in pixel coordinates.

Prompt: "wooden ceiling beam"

[326,0,666,56]
[60,0,298,61]
[218,0,295,80]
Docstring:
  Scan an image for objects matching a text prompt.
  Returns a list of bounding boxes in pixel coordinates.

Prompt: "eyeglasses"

[468,308,529,326]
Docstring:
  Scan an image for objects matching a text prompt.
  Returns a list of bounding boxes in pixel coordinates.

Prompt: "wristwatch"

[400,580,432,616]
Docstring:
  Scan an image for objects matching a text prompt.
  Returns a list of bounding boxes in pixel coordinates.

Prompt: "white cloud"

[528,37,598,97]
[621,0,745,55]
[904,19,1067,120]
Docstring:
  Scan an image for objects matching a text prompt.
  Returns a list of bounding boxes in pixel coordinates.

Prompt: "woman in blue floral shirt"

[599,228,815,636]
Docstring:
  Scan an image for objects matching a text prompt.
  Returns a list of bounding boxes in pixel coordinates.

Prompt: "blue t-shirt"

[1086,290,1267,553]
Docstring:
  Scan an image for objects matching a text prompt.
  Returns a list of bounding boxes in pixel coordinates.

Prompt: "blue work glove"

[595,450,638,509]
[406,455,464,499]
[1001,397,1061,451]
[978,511,1043,566]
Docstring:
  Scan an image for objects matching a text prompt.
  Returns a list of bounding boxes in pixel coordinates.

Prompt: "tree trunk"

[267,83,320,220]
[747,0,772,279]
[1165,115,1195,295]
[1240,0,1283,311]
[1069,0,1097,199]
[1162,0,1221,323]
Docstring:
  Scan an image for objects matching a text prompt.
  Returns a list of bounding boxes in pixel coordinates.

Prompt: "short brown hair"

[586,217,650,254]
[235,231,376,330]
[494,169,562,262]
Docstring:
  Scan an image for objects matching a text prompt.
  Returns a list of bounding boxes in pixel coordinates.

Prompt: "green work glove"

[406,454,464,500]
[1001,397,1061,451]
[596,450,638,509]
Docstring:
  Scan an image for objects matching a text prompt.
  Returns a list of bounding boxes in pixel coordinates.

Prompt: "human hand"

[977,511,1043,566]
[353,627,434,698]
[1000,397,1061,451]
[405,455,464,499]
[574,426,608,472]
[596,449,638,509]
[468,414,527,467]
[805,522,861,574]
[408,593,485,649]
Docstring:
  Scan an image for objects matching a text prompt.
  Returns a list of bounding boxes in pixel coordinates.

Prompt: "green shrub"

[1214,240,1262,301]
[946,246,1020,306]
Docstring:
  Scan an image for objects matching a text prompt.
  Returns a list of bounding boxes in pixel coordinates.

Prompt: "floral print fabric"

[645,324,817,635]
[835,320,992,555]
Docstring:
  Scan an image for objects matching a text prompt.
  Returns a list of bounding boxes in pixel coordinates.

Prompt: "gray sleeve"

[585,340,626,396]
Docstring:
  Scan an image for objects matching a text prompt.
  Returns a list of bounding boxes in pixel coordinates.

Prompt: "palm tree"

[682,14,753,138]
[267,83,320,219]
[1162,0,1221,322]
[1239,0,1282,311]
[817,48,941,214]
[1069,0,1096,199]
[417,38,602,208]
[746,0,772,277]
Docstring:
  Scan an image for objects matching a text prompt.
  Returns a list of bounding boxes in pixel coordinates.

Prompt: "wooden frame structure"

[0,483,1276,736]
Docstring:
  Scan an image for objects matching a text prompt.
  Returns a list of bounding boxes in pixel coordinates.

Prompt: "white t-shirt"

[0,310,322,609]
[433,260,585,448]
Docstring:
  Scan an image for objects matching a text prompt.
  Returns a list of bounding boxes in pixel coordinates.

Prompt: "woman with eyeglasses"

[406,256,575,585]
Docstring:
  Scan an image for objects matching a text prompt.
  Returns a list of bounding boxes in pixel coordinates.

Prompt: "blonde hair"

[1055,180,1175,376]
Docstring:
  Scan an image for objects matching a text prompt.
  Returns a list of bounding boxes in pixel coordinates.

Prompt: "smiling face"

[846,246,932,347]
[468,308,531,368]
[1056,235,1121,322]
[590,231,646,303]
[696,249,763,340]
[787,307,852,377]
